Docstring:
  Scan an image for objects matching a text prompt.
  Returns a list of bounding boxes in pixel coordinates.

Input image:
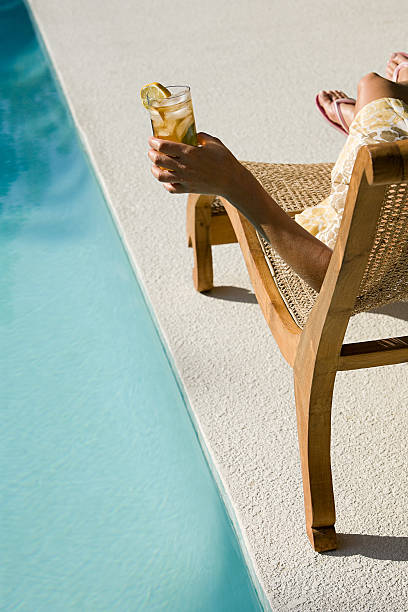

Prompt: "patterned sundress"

[295,97,408,249]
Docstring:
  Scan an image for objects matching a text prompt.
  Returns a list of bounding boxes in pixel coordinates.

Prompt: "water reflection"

[0,0,91,323]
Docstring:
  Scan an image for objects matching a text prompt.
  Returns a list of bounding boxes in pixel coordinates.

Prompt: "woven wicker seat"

[186,141,408,552]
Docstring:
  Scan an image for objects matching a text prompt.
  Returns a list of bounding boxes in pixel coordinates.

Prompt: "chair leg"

[294,369,337,552]
[186,193,215,292]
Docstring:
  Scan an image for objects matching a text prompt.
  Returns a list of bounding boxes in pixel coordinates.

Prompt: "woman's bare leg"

[355,70,408,115]
[316,53,408,132]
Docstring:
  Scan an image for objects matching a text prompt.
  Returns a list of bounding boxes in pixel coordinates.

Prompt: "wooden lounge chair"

[186,141,408,552]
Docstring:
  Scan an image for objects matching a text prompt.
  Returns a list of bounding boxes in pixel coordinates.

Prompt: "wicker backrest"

[354,182,408,313]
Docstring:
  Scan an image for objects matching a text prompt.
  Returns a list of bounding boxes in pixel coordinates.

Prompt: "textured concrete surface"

[27,1,408,609]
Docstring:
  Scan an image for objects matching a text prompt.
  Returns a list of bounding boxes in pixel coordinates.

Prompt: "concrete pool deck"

[28,1,408,609]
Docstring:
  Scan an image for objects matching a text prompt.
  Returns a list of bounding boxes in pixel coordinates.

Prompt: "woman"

[147,53,408,293]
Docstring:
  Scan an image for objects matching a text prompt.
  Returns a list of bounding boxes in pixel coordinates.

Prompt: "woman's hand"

[148,132,245,199]
[148,130,332,293]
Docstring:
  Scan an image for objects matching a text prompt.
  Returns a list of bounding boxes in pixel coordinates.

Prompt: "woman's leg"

[316,54,408,132]
[354,69,408,115]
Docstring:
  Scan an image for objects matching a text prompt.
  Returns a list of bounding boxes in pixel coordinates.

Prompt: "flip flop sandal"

[392,52,408,82]
[315,94,356,136]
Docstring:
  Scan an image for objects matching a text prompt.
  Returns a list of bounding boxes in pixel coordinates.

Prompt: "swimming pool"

[1,1,266,610]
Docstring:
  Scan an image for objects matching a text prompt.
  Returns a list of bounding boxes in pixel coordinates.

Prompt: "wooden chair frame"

[186,141,408,552]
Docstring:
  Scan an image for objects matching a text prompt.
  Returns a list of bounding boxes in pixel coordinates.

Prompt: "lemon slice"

[140,82,171,109]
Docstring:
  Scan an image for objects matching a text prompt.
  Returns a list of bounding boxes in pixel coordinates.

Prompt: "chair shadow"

[368,300,408,322]
[206,291,408,317]
[204,289,408,562]
[205,285,258,304]
[328,533,408,561]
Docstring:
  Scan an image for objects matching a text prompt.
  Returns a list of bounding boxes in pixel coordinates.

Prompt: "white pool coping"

[27,1,408,609]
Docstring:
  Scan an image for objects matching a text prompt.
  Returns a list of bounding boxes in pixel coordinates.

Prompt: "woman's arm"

[227,165,333,292]
[148,132,332,292]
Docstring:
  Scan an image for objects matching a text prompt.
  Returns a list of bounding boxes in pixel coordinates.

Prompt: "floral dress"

[295,97,408,249]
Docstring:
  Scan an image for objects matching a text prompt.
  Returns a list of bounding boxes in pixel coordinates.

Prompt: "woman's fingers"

[148,149,184,171]
[151,164,183,183]
[148,137,193,158]
[147,132,233,196]
[148,137,200,189]
[163,182,187,194]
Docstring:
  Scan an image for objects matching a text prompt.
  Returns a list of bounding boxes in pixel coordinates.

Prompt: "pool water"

[0,2,264,610]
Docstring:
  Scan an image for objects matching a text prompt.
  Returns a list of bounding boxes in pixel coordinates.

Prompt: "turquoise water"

[0,2,264,610]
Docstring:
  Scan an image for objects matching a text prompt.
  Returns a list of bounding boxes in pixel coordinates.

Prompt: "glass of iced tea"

[144,85,198,146]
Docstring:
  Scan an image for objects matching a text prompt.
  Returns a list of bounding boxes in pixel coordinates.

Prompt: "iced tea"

[147,85,197,146]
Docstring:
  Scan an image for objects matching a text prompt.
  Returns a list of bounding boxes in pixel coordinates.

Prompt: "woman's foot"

[316,90,356,130]
[386,52,408,83]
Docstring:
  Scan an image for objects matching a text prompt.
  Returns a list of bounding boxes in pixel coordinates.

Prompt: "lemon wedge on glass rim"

[140,82,171,108]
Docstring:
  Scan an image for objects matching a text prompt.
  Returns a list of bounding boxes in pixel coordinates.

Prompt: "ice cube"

[159,119,176,138]
[176,115,194,141]
[164,106,190,122]
[150,109,164,127]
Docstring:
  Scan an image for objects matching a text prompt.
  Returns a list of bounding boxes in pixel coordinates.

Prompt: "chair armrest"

[363,139,408,186]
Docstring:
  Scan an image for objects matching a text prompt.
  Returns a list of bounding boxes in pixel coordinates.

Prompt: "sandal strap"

[333,98,355,135]
[392,61,408,82]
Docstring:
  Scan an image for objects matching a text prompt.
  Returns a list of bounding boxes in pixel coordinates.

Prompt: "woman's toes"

[386,60,397,79]
[317,88,355,130]
[318,90,330,103]
[332,90,349,100]
[386,52,408,81]
[394,52,408,63]
[319,91,336,112]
